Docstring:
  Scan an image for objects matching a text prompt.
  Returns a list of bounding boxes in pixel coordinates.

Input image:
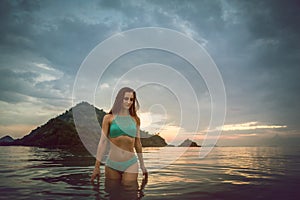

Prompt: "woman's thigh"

[122,162,138,184]
[105,166,122,180]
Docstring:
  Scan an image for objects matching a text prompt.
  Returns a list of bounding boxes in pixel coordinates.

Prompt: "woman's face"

[122,92,134,110]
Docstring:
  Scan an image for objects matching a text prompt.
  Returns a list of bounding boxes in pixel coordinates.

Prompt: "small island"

[178,139,200,147]
[0,135,14,145]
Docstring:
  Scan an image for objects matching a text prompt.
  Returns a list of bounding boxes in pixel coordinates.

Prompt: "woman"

[91,87,148,186]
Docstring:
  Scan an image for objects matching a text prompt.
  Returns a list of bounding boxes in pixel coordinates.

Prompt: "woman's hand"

[90,167,100,183]
[140,165,148,180]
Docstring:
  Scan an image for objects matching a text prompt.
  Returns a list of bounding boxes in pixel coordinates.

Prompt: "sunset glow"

[217,122,287,131]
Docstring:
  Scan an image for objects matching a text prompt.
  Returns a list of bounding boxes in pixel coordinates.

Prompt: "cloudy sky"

[0,0,299,146]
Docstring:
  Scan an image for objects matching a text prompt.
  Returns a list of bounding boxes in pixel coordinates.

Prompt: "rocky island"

[178,138,200,147]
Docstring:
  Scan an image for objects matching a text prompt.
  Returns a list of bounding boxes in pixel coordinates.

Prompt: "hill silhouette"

[0,135,14,145]
[0,102,167,154]
[178,139,200,147]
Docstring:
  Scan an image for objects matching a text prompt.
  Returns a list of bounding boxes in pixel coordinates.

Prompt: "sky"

[0,0,299,146]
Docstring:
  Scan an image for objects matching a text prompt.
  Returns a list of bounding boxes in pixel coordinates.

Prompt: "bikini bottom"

[106,156,138,172]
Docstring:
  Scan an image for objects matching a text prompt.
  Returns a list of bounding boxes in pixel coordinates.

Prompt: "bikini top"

[109,115,137,138]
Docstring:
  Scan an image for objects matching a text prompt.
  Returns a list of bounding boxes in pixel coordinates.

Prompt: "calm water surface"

[1,146,300,200]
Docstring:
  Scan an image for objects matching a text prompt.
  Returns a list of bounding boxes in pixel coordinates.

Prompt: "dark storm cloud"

[98,0,122,9]
[162,0,300,131]
[0,0,117,108]
[141,0,300,130]
[0,0,113,75]
[225,0,300,129]
[132,1,299,130]
[0,0,299,140]
[0,0,41,53]
[0,68,37,102]
[234,0,300,38]
[30,17,110,74]
[0,68,66,103]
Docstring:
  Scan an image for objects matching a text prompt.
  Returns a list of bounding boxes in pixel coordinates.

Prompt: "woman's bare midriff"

[109,135,135,162]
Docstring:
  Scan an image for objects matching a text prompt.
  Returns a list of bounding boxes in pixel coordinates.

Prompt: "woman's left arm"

[135,126,148,178]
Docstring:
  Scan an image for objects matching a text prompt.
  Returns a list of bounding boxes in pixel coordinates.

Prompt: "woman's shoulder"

[103,113,114,123]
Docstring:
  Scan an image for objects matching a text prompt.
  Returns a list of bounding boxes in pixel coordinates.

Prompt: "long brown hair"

[109,87,140,126]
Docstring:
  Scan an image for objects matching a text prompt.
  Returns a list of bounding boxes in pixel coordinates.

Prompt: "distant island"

[0,102,167,154]
[178,139,201,147]
[0,135,14,144]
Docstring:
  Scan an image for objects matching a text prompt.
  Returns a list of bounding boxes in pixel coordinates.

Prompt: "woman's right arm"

[91,114,110,183]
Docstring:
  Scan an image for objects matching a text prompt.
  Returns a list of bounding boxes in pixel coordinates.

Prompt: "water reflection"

[211,147,287,185]
[91,177,148,200]
[27,146,95,167]
[145,147,291,187]
[2,146,300,200]
[24,146,148,199]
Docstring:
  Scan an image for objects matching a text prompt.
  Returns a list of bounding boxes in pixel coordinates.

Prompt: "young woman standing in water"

[91,87,148,187]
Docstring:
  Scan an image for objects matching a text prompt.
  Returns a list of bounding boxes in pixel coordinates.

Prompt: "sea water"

[0,146,299,200]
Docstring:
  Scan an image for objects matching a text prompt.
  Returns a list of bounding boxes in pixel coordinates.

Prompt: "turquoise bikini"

[109,115,137,138]
[106,156,138,172]
[106,115,138,172]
